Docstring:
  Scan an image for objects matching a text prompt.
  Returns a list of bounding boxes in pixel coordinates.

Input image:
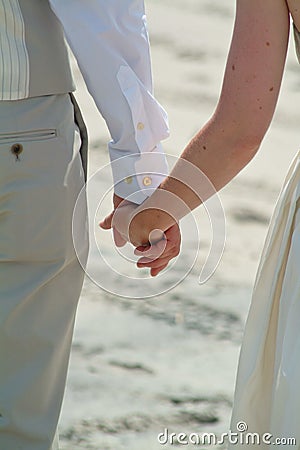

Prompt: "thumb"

[99,211,127,246]
[99,211,114,230]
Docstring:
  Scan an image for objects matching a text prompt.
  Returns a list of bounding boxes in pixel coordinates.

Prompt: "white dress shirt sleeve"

[48,0,169,204]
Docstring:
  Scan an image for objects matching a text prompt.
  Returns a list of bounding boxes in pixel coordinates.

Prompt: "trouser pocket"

[0,129,57,144]
[0,95,87,263]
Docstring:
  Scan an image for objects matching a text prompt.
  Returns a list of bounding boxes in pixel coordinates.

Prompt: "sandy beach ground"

[59,1,300,448]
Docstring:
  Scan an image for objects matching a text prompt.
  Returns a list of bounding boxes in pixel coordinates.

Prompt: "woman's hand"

[134,223,181,277]
[100,196,181,276]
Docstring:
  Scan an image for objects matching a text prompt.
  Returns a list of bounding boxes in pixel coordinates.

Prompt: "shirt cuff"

[109,143,169,204]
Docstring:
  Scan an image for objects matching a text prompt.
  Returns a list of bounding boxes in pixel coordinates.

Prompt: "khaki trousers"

[0,94,88,449]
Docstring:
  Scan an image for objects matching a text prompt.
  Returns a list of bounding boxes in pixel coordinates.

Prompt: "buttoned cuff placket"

[108,65,170,204]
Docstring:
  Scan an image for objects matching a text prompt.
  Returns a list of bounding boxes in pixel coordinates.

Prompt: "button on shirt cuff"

[109,143,169,204]
[110,65,170,204]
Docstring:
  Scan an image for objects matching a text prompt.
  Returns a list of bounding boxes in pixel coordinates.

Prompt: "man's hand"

[99,194,129,247]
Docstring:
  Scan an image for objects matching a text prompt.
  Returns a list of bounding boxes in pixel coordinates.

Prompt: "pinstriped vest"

[0,0,75,100]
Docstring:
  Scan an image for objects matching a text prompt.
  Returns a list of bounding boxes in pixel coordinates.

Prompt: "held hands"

[99,194,181,277]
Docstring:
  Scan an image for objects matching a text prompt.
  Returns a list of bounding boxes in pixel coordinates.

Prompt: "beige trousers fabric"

[0,94,88,450]
[229,151,300,449]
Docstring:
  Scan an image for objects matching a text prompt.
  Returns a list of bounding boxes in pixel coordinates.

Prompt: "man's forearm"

[49,0,169,204]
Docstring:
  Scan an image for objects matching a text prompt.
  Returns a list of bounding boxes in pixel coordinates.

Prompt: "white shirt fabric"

[49,0,169,204]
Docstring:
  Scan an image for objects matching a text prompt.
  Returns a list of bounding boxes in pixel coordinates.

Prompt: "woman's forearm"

[161,115,260,212]
[132,113,260,239]
[130,0,289,245]
[126,0,290,247]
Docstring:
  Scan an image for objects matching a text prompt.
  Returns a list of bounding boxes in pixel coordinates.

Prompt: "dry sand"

[58,0,300,448]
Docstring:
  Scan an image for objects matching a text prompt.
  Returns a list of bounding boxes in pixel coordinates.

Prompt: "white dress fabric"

[229,151,300,449]
[228,26,300,448]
